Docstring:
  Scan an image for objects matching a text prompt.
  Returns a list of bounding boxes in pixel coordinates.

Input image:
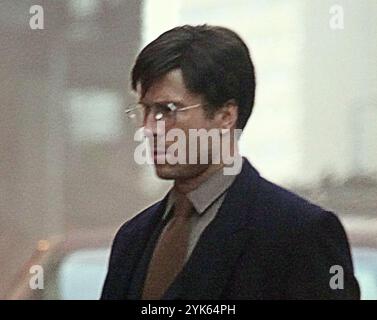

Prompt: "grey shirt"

[162,166,239,263]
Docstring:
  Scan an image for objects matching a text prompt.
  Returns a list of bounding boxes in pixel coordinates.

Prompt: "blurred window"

[68,89,122,143]
[68,0,100,19]
[57,248,110,300]
[353,247,377,300]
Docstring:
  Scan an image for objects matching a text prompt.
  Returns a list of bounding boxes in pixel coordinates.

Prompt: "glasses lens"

[155,103,175,119]
[126,103,177,128]
[125,104,144,127]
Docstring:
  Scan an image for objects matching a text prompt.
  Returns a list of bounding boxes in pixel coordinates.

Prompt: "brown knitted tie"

[142,193,194,300]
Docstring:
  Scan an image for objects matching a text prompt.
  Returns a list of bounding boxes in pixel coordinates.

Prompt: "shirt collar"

[163,161,241,220]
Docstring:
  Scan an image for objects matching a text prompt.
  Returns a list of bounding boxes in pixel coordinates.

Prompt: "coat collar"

[121,157,261,299]
[162,161,240,219]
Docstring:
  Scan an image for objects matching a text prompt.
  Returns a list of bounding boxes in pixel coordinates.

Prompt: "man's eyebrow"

[139,99,185,106]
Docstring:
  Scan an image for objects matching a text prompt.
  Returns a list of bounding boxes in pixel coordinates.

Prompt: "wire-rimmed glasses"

[125,102,203,127]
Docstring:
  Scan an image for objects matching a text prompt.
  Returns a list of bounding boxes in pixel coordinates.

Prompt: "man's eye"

[157,104,174,114]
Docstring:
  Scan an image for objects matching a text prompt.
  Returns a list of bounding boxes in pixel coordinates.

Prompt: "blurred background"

[0,0,376,299]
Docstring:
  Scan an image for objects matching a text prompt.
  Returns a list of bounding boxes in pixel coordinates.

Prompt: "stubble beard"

[154,162,211,181]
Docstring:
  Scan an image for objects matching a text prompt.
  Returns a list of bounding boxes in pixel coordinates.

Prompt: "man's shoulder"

[252,175,343,236]
[258,177,323,213]
[238,158,333,223]
[113,200,163,243]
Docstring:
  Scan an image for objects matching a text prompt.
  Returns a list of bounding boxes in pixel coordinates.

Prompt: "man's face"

[139,69,224,180]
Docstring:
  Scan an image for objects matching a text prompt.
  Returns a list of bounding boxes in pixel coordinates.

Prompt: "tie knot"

[173,193,194,219]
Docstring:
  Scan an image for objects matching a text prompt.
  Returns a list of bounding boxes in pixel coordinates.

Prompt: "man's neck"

[174,142,240,194]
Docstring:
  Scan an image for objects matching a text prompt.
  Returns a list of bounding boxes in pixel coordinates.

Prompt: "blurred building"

[295,174,377,217]
[0,0,376,298]
[0,0,171,298]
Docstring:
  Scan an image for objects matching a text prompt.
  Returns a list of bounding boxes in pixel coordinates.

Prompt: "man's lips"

[152,149,167,162]
[153,149,166,155]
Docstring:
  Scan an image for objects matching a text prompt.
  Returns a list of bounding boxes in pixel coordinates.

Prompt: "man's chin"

[153,163,208,180]
[153,163,182,180]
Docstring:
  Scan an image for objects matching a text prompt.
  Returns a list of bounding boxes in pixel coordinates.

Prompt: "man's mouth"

[153,149,167,162]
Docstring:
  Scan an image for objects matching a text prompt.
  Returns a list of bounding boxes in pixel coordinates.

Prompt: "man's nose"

[143,111,157,134]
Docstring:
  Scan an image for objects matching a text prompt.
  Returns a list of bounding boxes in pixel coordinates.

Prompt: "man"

[101,25,360,299]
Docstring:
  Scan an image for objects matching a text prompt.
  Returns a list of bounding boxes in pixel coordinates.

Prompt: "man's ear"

[136,83,148,101]
[215,99,238,130]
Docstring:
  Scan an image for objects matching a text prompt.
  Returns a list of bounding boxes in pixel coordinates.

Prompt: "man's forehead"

[135,70,197,103]
[138,87,185,105]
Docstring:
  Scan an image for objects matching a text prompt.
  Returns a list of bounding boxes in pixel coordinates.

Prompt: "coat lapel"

[163,159,262,299]
[114,197,169,298]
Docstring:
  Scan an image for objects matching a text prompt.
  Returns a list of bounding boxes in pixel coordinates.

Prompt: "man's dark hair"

[131,24,256,130]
